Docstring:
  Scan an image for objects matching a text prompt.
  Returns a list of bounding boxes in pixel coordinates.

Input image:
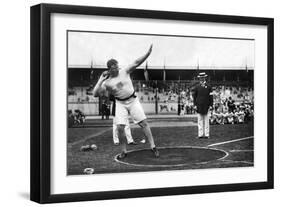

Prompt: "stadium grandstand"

[68,64,253,118]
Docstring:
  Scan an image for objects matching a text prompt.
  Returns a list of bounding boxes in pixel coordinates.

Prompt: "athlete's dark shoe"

[117,151,127,159]
[128,141,137,145]
[198,136,209,139]
[151,147,160,158]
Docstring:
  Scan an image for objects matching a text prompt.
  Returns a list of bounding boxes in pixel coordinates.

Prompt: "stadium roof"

[68,64,254,70]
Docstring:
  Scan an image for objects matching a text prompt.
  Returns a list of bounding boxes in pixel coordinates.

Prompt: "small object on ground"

[91,144,98,150]
[140,139,146,144]
[80,144,98,151]
[80,145,91,151]
[83,168,94,174]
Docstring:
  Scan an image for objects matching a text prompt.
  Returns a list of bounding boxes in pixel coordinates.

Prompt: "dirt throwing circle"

[115,146,228,167]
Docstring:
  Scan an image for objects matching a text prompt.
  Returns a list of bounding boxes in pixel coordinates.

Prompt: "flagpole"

[163,58,166,82]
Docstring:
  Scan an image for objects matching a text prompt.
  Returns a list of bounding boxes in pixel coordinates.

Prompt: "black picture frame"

[30,3,274,204]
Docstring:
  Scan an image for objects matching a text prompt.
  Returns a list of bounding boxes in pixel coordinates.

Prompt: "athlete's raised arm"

[125,44,153,74]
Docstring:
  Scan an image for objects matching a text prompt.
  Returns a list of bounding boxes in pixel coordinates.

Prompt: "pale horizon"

[68,31,255,70]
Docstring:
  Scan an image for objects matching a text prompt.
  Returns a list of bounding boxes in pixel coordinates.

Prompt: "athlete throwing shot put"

[92,44,159,158]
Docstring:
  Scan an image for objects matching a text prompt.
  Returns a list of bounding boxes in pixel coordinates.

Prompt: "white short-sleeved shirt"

[102,68,134,99]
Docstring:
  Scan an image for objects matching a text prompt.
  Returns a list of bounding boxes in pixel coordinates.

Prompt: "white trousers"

[198,113,210,137]
[115,97,146,125]
[113,117,134,144]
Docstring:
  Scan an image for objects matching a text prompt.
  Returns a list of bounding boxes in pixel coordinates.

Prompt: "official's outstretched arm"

[125,44,153,73]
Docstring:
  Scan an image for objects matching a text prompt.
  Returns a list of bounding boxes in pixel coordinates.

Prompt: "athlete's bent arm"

[92,72,108,97]
[125,44,153,74]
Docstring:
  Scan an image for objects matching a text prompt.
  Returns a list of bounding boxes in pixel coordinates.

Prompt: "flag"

[144,61,149,81]
[90,59,94,80]
[90,70,94,80]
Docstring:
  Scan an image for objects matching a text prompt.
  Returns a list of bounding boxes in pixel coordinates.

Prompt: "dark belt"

[115,91,136,101]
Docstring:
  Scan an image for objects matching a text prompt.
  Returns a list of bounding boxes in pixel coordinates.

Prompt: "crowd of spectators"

[68,86,98,103]
[209,85,254,124]
[209,99,254,125]
[68,109,86,127]
[67,82,254,125]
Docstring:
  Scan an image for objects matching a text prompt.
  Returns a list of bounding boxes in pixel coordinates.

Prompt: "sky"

[68,31,255,70]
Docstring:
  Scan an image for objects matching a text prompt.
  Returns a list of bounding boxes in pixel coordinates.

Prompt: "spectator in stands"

[159,99,169,112]
[236,107,246,123]
[73,109,85,125]
[227,97,235,112]
[101,95,110,120]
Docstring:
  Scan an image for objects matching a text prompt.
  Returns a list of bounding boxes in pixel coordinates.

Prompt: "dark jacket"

[193,83,213,115]
[109,94,116,116]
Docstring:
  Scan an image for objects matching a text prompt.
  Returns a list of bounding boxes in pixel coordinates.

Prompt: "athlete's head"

[106,59,119,77]
[107,59,118,69]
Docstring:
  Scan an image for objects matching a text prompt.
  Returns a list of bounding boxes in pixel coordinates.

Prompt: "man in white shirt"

[93,44,159,158]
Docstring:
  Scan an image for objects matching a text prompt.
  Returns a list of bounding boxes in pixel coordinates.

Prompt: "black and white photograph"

[67,31,254,175]
[29,3,274,203]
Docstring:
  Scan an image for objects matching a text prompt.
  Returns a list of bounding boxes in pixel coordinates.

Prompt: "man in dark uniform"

[193,72,213,139]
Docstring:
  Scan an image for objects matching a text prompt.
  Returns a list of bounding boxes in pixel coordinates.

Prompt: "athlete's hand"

[148,44,153,54]
[99,71,109,82]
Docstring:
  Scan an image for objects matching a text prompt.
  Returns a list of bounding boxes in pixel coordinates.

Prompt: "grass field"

[67,116,254,175]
